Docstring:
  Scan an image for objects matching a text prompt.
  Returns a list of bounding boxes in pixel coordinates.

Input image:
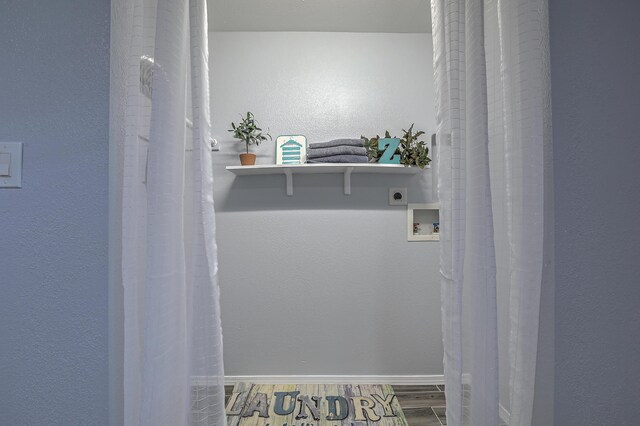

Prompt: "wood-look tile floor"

[393,385,447,425]
[224,384,449,425]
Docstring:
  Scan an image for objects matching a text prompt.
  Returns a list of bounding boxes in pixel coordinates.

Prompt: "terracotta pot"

[239,153,256,166]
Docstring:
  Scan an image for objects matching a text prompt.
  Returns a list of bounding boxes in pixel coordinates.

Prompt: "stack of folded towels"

[306,138,369,163]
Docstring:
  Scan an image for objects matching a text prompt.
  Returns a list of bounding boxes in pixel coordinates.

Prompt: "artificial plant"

[362,124,432,169]
[228,112,272,153]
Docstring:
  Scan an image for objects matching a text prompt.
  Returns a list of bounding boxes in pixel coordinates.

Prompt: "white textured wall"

[0,1,110,424]
[210,32,442,376]
[551,1,640,424]
[208,0,431,33]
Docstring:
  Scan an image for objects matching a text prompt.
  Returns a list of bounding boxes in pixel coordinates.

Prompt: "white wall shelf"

[226,163,423,196]
[407,203,440,242]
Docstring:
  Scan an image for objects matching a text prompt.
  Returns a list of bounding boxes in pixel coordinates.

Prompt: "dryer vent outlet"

[389,188,407,205]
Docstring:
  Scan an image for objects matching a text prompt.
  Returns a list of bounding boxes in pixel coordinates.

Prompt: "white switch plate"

[0,142,23,188]
[389,187,407,205]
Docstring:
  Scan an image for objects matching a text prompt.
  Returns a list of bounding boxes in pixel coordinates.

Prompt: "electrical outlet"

[389,187,407,205]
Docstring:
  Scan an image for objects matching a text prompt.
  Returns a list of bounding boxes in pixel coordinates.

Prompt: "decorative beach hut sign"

[226,383,408,426]
[276,135,307,165]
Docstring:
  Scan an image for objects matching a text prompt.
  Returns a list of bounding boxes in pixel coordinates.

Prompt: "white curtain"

[431,0,550,425]
[111,0,226,424]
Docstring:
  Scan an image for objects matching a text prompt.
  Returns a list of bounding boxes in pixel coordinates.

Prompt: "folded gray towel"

[308,138,364,149]
[307,154,369,163]
[307,145,367,159]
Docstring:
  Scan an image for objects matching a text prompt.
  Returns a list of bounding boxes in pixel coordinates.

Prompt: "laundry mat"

[226,383,408,426]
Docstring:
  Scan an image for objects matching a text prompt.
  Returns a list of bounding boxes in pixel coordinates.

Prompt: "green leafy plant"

[362,124,431,169]
[362,131,392,162]
[228,112,272,153]
[399,124,431,168]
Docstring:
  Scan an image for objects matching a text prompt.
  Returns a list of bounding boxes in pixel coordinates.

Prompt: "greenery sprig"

[362,124,431,169]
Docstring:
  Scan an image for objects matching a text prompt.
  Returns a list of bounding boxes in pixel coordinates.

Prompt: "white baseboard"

[224,375,445,386]
[499,403,511,423]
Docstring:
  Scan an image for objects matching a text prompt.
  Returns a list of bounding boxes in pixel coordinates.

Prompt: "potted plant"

[362,124,431,169]
[229,112,272,166]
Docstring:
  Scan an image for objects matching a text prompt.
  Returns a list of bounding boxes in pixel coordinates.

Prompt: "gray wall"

[210,32,443,376]
[551,1,640,424]
[0,1,110,425]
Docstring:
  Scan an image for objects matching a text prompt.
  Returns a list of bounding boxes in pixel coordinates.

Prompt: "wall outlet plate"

[0,142,22,188]
[389,187,407,205]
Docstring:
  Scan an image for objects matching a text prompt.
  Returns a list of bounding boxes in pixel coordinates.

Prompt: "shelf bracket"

[284,168,293,196]
[343,167,354,195]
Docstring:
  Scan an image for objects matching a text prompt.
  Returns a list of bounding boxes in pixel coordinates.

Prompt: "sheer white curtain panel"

[431,0,550,425]
[111,0,226,424]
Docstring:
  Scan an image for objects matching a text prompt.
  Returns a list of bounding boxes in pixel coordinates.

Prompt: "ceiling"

[208,0,432,33]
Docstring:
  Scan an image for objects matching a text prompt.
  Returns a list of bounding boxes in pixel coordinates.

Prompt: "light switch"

[0,142,22,188]
[0,153,10,176]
